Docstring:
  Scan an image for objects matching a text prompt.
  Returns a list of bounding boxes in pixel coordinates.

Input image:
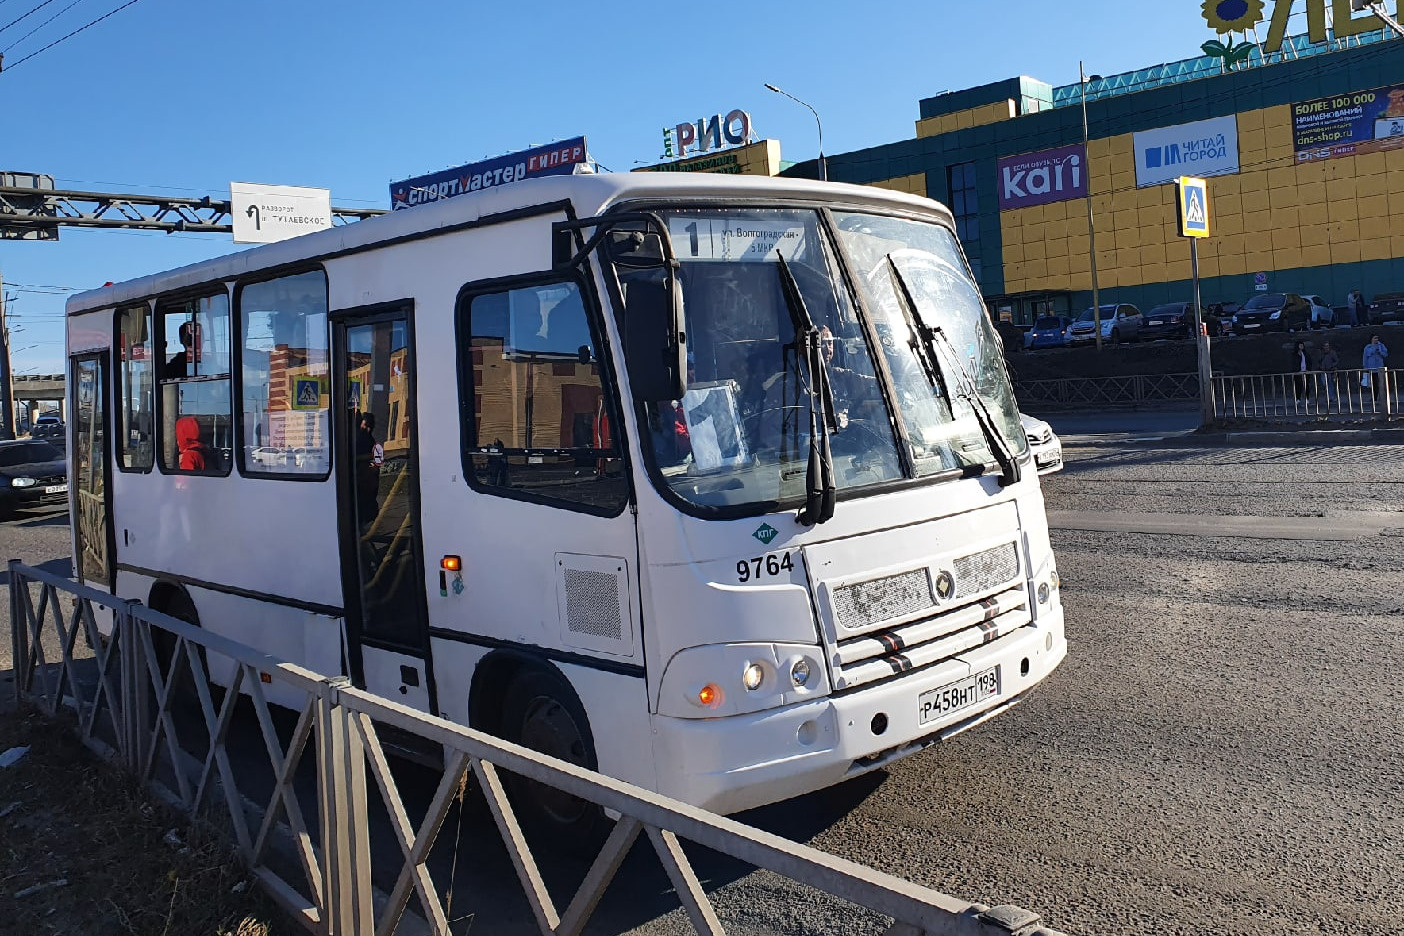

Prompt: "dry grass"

[0,704,299,936]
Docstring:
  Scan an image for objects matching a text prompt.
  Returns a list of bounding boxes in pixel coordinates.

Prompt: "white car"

[1303,295,1334,328]
[1020,413,1063,475]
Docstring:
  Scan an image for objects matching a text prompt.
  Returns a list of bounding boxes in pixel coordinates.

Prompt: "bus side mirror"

[552,228,576,268]
[622,267,687,401]
[607,231,667,269]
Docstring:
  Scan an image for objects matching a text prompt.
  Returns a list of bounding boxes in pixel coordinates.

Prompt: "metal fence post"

[8,559,25,706]
[118,602,147,774]
[317,676,374,936]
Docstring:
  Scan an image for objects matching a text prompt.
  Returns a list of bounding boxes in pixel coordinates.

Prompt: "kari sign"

[1292,84,1404,162]
[1133,116,1239,187]
[390,137,588,210]
[997,144,1087,210]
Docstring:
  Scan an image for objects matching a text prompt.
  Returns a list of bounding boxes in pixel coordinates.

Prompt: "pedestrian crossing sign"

[1177,176,1210,238]
[292,377,324,411]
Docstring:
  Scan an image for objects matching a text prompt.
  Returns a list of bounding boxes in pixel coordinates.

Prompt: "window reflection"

[462,279,626,513]
[239,271,330,475]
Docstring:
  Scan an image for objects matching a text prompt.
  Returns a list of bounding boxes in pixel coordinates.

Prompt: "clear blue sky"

[1,0,1244,375]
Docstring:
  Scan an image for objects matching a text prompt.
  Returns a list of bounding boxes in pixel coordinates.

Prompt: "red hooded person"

[176,416,208,471]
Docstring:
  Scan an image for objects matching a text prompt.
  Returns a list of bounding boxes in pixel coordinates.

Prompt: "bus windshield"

[614,207,1023,513]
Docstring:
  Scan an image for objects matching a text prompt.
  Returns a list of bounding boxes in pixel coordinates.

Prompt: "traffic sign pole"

[1177,176,1215,427]
[1191,239,1214,426]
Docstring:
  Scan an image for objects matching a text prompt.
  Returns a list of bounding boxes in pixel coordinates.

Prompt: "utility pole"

[0,276,14,440]
[1080,62,1103,352]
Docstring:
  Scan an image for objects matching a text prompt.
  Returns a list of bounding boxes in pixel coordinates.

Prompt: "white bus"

[65,172,1066,835]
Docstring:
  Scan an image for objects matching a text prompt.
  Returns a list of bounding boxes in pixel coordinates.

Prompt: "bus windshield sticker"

[670,216,808,262]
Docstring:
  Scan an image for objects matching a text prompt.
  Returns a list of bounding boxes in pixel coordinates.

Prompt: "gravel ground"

[720,440,1404,936]
[4,439,1404,936]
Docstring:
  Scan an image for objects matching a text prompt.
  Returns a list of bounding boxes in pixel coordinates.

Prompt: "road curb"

[1192,428,1393,445]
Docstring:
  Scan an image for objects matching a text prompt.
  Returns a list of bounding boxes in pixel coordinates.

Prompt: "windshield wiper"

[775,253,836,525]
[886,255,1021,487]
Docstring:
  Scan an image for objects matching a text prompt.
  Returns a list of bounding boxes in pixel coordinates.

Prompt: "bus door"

[333,307,434,714]
[71,353,113,590]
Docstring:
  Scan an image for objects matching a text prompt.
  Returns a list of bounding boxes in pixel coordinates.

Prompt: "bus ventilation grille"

[952,543,1019,599]
[832,569,933,632]
[562,568,624,641]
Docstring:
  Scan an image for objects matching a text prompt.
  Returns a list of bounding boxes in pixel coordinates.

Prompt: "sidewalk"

[1046,406,1404,447]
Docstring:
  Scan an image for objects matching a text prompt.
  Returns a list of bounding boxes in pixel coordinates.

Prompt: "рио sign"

[671,110,753,158]
[997,144,1087,211]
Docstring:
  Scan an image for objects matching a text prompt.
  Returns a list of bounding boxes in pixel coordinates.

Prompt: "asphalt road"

[3,434,1403,935]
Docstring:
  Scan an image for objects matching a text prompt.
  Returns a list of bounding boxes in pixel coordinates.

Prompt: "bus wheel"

[500,668,606,847]
[151,588,207,709]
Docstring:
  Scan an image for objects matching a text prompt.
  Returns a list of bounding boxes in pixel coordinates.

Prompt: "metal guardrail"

[1213,367,1396,420]
[7,560,1065,936]
[1014,373,1200,408]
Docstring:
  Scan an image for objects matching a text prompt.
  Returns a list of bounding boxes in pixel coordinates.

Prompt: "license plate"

[918,667,999,724]
[43,484,67,494]
[1147,319,1164,326]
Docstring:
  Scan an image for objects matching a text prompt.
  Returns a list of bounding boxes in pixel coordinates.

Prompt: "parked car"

[1066,303,1142,345]
[29,414,64,441]
[1205,301,1239,337]
[0,439,67,518]
[1020,413,1063,475]
[1230,292,1311,334]
[1302,295,1334,328]
[1026,315,1072,350]
[1368,292,1404,325]
[1141,302,1193,341]
[995,319,1026,354]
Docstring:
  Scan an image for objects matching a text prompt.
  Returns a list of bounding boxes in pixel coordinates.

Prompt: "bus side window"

[458,278,628,514]
[237,270,330,476]
[117,304,154,471]
[158,291,233,475]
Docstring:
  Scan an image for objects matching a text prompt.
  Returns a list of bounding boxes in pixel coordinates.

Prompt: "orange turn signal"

[441,555,462,572]
[697,684,723,708]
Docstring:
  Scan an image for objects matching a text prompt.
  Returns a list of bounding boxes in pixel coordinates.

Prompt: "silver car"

[1020,413,1063,475]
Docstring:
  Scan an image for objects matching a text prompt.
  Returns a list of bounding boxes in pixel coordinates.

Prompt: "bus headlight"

[742,663,765,691]
[659,642,829,718]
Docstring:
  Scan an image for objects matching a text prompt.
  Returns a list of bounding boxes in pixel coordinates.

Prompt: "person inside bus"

[164,321,201,379]
[175,416,210,471]
[354,411,383,522]
[819,326,877,429]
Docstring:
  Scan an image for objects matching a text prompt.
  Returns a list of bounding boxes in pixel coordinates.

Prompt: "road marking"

[1047,510,1404,541]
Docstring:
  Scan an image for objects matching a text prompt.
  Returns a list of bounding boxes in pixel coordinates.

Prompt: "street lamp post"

[764,83,827,181]
[1080,62,1103,352]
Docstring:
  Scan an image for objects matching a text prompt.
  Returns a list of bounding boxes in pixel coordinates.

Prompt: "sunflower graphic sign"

[1200,0,1392,63]
[1200,0,1265,68]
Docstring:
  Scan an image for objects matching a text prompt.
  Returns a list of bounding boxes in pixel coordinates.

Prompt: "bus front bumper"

[649,608,1066,816]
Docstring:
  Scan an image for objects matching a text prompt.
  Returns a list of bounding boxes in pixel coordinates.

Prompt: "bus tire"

[499,667,608,849]
[149,585,205,708]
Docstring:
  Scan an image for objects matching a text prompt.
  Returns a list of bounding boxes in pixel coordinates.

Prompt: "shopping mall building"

[782,24,1404,326]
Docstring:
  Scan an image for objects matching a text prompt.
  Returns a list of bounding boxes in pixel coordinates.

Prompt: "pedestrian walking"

[1348,289,1368,328]
[1318,341,1339,407]
[1362,334,1389,409]
[1291,340,1311,406]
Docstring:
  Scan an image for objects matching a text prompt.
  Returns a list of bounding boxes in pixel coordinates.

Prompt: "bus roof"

[65,172,950,316]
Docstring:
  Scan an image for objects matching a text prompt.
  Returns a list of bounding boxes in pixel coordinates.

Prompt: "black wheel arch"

[469,650,593,748]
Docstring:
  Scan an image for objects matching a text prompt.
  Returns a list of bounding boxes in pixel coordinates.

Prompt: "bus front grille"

[831,585,1031,692]
[952,543,1019,599]
[831,568,932,632]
